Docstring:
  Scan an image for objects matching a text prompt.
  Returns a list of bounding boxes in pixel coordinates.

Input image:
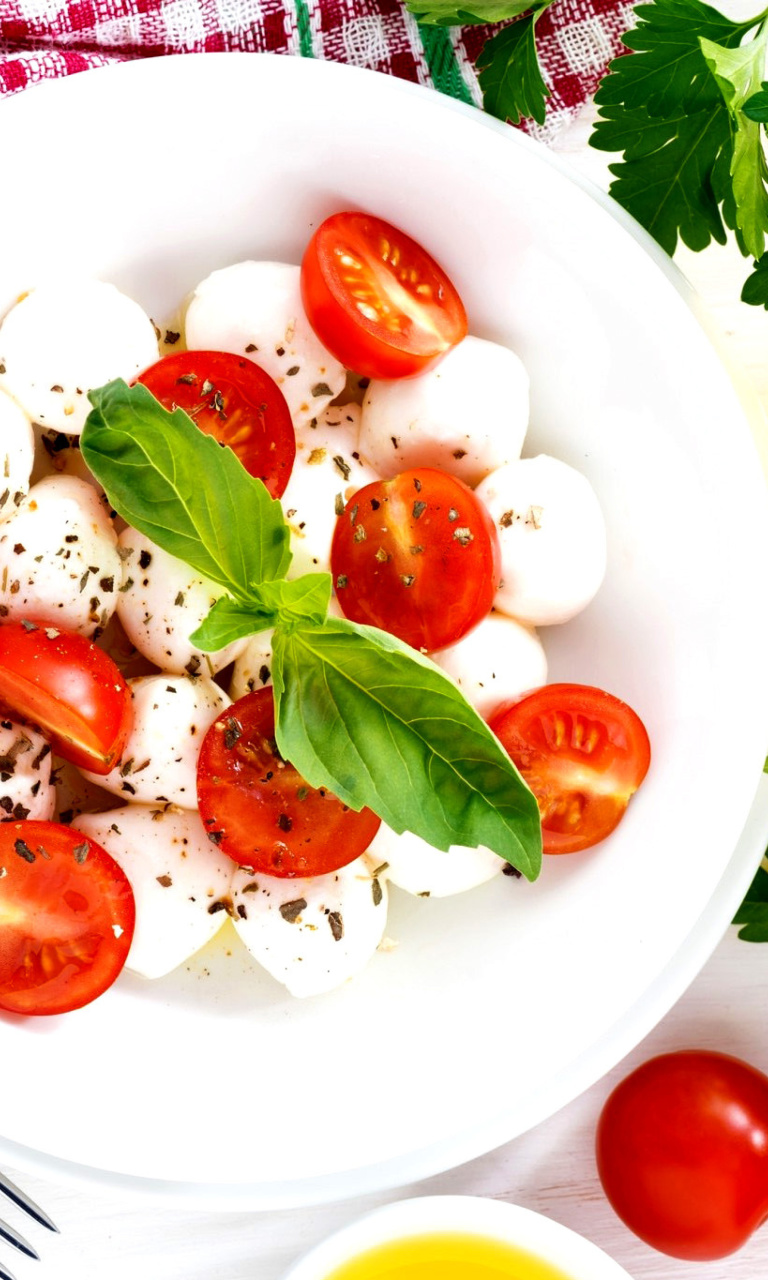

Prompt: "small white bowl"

[282,1195,633,1279]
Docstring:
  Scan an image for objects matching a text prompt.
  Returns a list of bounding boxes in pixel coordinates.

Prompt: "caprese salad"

[0,211,650,1014]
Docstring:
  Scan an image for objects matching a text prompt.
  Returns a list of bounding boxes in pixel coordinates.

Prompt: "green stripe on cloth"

[295,0,314,58]
[418,24,473,104]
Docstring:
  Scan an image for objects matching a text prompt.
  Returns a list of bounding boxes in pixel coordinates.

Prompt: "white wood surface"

[4,103,768,1280]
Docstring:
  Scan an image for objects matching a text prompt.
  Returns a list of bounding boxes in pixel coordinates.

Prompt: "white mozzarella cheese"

[230,857,388,998]
[432,613,547,720]
[0,389,34,523]
[358,335,529,485]
[184,262,347,428]
[0,719,56,821]
[0,474,120,634]
[475,455,607,626]
[0,278,159,435]
[229,629,275,700]
[281,404,379,579]
[78,674,231,807]
[73,805,235,979]
[365,824,504,898]
[116,527,248,677]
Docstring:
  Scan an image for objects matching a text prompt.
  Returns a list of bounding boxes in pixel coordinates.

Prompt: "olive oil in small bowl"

[282,1197,634,1280]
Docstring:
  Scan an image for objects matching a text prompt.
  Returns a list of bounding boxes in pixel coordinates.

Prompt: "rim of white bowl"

[280,1195,634,1279]
[0,53,767,1210]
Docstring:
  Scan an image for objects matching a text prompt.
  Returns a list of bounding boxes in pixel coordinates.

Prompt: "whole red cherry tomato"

[300,212,468,379]
[196,688,380,877]
[596,1050,768,1259]
[138,349,295,497]
[489,684,650,853]
[331,467,500,653]
[0,820,135,1016]
[0,621,133,775]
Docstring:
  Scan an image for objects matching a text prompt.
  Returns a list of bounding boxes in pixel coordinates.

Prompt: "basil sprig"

[82,380,542,880]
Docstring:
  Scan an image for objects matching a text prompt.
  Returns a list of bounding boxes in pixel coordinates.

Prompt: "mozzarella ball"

[0,720,56,821]
[281,407,379,579]
[0,474,120,635]
[229,629,274,701]
[0,278,159,435]
[358,336,529,485]
[0,389,34,523]
[476,455,607,626]
[116,527,248,677]
[432,613,547,720]
[184,262,346,428]
[366,824,504,898]
[73,805,234,979]
[231,857,388,998]
[78,674,231,807]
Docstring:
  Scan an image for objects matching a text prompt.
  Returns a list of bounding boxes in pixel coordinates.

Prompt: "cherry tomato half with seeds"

[0,820,135,1016]
[331,467,501,653]
[300,212,468,379]
[196,688,381,877]
[489,684,650,853]
[0,621,133,775]
[137,350,295,498]
[597,1051,768,1260]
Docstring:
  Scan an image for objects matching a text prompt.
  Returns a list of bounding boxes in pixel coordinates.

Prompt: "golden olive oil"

[323,1231,574,1280]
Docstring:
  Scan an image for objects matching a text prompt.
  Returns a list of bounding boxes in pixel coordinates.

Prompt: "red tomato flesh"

[0,622,133,775]
[489,684,650,853]
[597,1051,768,1260]
[331,467,501,653]
[138,349,296,498]
[0,820,135,1016]
[196,688,381,877]
[301,211,468,379]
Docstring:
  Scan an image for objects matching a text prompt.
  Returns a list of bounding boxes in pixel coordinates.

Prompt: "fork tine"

[0,1218,38,1261]
[0,1171,58,1232]
[0,1259,16,1280]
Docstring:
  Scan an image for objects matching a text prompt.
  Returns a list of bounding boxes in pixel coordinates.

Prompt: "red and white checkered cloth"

[0,0,632,141]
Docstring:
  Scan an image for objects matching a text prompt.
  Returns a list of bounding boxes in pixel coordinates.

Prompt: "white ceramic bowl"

[281,1196,633,1280]
[1,53,768,1209]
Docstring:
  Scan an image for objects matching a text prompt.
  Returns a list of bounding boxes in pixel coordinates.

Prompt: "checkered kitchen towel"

[0,0,632,141]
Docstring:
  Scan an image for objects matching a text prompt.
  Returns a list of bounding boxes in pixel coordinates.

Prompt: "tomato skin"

[0,820,135,1016]
[596,1051,768,1260]
[331,467,501,653]
[137,349,296,498]
[489,684,650,853]
[300,212,468,379]
[0,622,133,775]
[196,688,381,877]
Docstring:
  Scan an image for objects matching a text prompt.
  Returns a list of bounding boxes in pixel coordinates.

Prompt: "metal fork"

[0,1171,58,1280]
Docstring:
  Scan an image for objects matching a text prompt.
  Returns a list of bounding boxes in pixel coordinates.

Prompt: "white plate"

[1,53,768,1209]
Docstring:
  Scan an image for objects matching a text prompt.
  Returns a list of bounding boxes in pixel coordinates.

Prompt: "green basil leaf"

[270,616,542,879]
[189,598,275,650]
[82,380,291,598]
[734,862,768,941]
[251,574,331,627]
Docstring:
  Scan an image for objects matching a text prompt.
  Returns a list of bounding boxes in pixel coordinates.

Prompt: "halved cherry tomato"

[597,1051,768,1260]
[196,688,381,877]
[489,684,650,854]
[331,467,501,653]
[300,211,468,379]
[137,350,295,498]
[0,820,135,1016]
[0,622,133,775]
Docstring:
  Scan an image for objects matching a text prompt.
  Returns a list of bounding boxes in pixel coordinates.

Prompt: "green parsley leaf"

[700,31,768,260]
[82,380,291,599]
[733,862,768,940]
[270,616,542,878]
[477,9,551,126]
[590,0,768,256]
[407,0,536,25]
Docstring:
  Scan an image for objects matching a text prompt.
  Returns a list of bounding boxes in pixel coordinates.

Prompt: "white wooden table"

[4,102,768,1280]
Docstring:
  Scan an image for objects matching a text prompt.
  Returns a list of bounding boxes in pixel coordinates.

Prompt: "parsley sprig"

[81,380,542,880]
